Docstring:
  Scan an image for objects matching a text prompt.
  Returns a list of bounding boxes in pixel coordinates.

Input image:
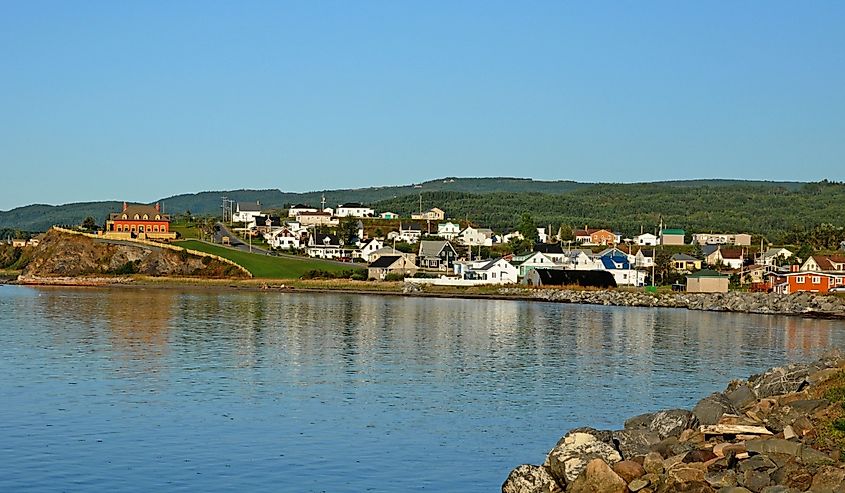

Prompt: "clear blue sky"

[1,1,843,210]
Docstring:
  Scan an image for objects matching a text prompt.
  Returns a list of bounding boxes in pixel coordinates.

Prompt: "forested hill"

[373,181,845,242]
[0,177,829,238]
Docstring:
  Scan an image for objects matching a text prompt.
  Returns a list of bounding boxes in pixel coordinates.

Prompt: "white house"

[288,204,318,218]
[537,228,548,243]
[232,201,262,224]
[635,233,658,246]
[502,231,524,244]
[336,203,374,218]
[454,258,518,284]
[459,226,494,247]
[692,233,752,246]
[268,227,303,250]
[379,212,400,220]
[306,234,344,259]
[757,247,794,266]
[296,211,339,227]
[356,238,385,262]
[511,251,560,278]
[436,222,461,240]
[634,249,655,268]
[387,222,423,244]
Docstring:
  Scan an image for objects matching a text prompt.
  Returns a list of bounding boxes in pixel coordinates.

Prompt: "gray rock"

[786,399,829,414]
[738,454,776,472]
[705,470,738,488]
[611,429,661,460]
[739,469,771,492]
[759,486,799,493]
[726,385,757,410]
[810,465,845,493]
[624,409,698,439]
[546,432,622,484]
[694,393,739,426]
[502,464,563,493]
[744,438,832,466]
[747,364,811,399]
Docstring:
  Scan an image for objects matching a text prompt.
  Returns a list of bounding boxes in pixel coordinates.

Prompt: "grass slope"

[175,240,353,279]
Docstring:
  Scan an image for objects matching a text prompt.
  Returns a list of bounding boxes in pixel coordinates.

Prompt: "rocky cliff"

[20,230,246,279]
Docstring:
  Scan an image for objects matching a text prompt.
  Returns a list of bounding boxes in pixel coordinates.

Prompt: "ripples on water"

[0,285,842,492]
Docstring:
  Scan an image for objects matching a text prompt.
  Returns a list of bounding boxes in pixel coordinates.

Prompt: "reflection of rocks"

[497,288,845,318]
[503,352,845,493]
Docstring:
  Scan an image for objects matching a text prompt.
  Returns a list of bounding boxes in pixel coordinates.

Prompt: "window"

[795,276,805,283]
[134,214,140,220]
[143,214,148,220]
[837,278,844,285]
[812,276,821,284]
[122,214,127,220]
[155,215,160,220]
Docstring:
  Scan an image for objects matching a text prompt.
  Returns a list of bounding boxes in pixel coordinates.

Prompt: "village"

[152,198,845,295]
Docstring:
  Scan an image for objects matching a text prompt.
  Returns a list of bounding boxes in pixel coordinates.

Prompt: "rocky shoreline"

[497,288,845,319]
[503,352,845,493]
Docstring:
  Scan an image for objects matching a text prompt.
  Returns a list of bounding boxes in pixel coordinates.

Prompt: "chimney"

[155,202,161,212]
[123,201,128,212]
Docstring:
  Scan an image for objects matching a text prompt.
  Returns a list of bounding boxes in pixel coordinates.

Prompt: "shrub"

[110,261,139,275]
[384,273,405,282]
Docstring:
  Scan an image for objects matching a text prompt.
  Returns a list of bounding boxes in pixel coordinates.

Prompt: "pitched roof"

[671,253,698,261]
[719,248,744,259]
[573,228,611,236]
[534,243,565,254]
[473,257,507,271]
[110,204,169,221]
[369,255,402,268]
[237,201,261,212]
[290,204,314,209]
[661,229,685,235]
[701,245,719,256]
[419,240,454,257]
[311,233,340,246]
[340,202,366,208]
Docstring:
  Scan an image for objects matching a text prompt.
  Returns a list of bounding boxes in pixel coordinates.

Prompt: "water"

[0,285,842,492]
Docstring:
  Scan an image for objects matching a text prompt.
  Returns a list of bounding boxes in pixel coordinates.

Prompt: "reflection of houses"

[368,255,418,280]
[306,234,343,259]
[417,240,458,270]
[105,202,176,240]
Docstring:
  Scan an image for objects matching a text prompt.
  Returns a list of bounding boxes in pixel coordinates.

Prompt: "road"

[211,222,355,267]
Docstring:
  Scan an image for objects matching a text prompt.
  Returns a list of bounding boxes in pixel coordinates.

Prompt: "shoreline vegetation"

[6,274,845,319]
[503,352,845,493]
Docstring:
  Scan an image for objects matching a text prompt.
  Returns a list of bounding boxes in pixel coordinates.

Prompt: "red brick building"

[106,202,173,238]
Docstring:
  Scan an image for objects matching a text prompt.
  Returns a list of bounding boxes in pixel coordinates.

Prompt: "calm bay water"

[0,285,843,492]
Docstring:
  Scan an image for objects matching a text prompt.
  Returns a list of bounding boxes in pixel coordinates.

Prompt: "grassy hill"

[174,240,355,279]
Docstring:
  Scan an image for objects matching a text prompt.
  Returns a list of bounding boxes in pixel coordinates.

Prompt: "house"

[510,251,560,278]
[522,268,617,288]
[671,253,701,272]
[635,249,655,268]
[306,234,344,259]
[502,231,524,244]
[296,211,339,227]
[537,228,548,243]
[368,247,413,264]
[288,204,318,218]
[105,202,176,240]
[232,201,262,224]
[635,233,658,246]
[692,233,752,246]
[458,226,494,247]
[411,207,445,221]
[336,203,374,218]
[268,227,303,250]
[436,222,461,240]
[686,269,729,293]
[250,214,282,231]
[356,238,385,262]
[800,255,845,273]
[573,228,617,246]
[598,247,636,265]
[368,255,418,281]
[417,240,458,270]
[387,222,424,244]
[757,247,794,267]
[773,271,845,294]
[597,253,647,286]
[659,229,686,246]
[705,247,744,270]
[379,212,400,220]
[455,258,518,284]
[742,264,769,285]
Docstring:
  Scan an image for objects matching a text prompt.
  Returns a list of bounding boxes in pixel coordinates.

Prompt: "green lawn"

[174,240,355,278]
[170,221,201,239]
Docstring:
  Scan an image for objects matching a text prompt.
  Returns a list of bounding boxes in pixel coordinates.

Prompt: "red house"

[105,202,174,239]
[772,271,845,294]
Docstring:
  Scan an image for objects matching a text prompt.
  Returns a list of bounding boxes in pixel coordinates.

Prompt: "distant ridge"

[0,177,814,233]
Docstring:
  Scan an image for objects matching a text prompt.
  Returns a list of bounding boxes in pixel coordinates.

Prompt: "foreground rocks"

[498,288,845,318]
[503,352,845,493]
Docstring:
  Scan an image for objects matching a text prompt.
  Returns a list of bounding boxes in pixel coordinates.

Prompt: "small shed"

[686,269,729,293]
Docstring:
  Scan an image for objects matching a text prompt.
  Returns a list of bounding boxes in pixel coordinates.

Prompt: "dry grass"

[805,370,845,456]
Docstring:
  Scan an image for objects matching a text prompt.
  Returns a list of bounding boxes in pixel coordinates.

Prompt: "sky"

[1,1,844,210]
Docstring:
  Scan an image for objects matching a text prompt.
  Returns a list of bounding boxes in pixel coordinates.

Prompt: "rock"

[705,469,738,488]
[566,427,615,445]
[628,477,650,491]
[625,409,699,439]
[701,425,772,437]
[810,465,845,493]
[670,482,715,492]
[747,364,811,399]
[737,454,776,473]
[613,429,661,460]
[684,449,717,463]
[666,462,707,483]
[770,461,813,491]
[546,432,622,483]
[566,458,627,493]
[643,452,665,475]
[759,486,799,493]
[744,438,832,466]
[694,393,740,426]
[651,436,680,458]
[502,464,563,493]
[610,460,645,483]
[726,385,757,410]
[717,488,752,493]
[739,469,771,492]
[786,399,829,414]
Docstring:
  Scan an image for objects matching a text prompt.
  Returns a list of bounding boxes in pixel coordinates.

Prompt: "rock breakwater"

[503,352,845,493]
[498,288,845,318]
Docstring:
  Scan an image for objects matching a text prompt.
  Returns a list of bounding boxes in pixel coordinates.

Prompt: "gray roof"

[701,245,719,256]
[419,240,454,258]
[671,253,698,261]
[237,201,261,212]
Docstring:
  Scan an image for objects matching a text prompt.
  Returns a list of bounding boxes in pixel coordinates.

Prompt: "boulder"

[747,364,811,399]
[610,459,645,483]
[669,481,715,492]
[704,469,737,488]
[693,393,739,426]
[739,469,771,492]
[625,409,698,439]
[566,458,627,493]
[546,432,622,483]
[666,462,707,483]
[726,385,757,410]
[683,448,717,464]
[612,429,661,460]
[810,465,845,493]
[502,464,563,493]
[643,452,665,475]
